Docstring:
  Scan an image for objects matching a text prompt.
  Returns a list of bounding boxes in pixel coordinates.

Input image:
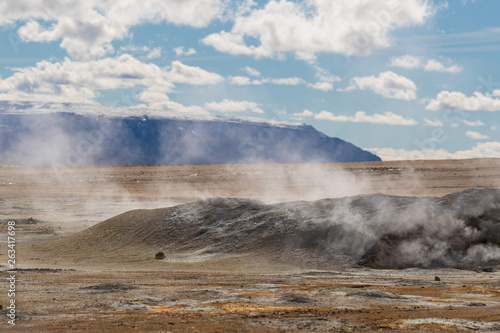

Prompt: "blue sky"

[1,0,500,160]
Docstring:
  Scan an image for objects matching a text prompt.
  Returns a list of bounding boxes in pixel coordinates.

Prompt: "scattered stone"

[277,295,315,303]
[434,276,441,282]
[0,310,29,318]
[466,302,486,307]
[111,301,147,311]
[16,268,75,273]
[155,251,165,260]
[83,283,137,293]
[347,290,405,299]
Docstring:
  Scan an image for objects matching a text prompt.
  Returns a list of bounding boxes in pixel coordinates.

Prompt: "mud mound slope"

[36,188,500,269]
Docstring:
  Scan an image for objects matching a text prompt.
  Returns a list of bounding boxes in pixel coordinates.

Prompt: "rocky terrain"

[1,159,500,331]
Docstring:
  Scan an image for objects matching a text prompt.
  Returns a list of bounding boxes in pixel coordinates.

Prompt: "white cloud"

[389,55,462,73]
[423,59,463,73]
[138,88,209,116]
[173,47,197,57]
[291,109,314,120]
[165,61,224,85]
[424,118,444,127]
[294,109,314,117]
[146,47,162,60]
[343,71,417,100]
[0,55,223,105]
[466,131,488,140]
[202,0,434,60]
[2,0,226,59]
[242,66,260,77]
[314,110,417,126]
[426,91,500,111]
[229,76,252,85]
[463,119,485,127]
[308,81,333,92]
[120,45,150,53]
[389,55,422,69]
[308,64,341,91]
[229,75,305,86]
[204,99,264,114]
[367,141,500,161]
[271,77,304,85]
[120,45,162,60]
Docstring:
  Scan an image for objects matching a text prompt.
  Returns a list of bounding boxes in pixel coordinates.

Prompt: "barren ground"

[1,158,500,332]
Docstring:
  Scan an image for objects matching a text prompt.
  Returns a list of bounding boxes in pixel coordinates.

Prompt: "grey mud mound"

[37,188,500,270]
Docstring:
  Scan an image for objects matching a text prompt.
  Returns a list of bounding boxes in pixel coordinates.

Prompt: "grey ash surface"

[37,187,500,270]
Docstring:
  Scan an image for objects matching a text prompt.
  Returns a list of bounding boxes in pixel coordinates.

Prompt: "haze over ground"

[1,0,500,161]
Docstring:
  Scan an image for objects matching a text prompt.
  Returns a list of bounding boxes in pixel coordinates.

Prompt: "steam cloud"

[43,188,500,270]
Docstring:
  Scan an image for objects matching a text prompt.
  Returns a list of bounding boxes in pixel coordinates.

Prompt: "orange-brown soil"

[1,158,500,331]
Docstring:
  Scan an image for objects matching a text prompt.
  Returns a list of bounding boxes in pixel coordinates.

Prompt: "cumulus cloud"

[426,91,500,111]
[2,0,226,59]
[308,81,333,91]
[229,76,254,85]
[120,45,151,53]
[291,109,314,120]
[389,55,463,73]
[294,109,314,117]
[228,73,335,91]
[367,141,500,161]
[466,131,488,140]
[0,55,223,105]
[463,119,485,127]
[423,59,463,73]
[314,110,417,126]
[204,99,264,114]
[271,77,304,85]
[137,88,210,116]
[424,118,444,127]
[165,61,224,85]
[146,47,162,60]
[202,0,434,61]
[308,64,341,91]
[389,55,421,69]
[242,66,261,77]
[173,47,197,57]
[342,71,417,100]
[228,75,305,86]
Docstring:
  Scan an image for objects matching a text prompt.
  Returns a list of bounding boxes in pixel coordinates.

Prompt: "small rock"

[83,283,137,292]
[434,276,441,282]
[155,251,165,260]
[247,312,262,318]
[347,290,405,299]
[277,295,315,303]
[466,302,486,307]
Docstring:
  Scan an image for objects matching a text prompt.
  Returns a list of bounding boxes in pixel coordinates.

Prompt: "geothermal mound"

[38,188,500,269]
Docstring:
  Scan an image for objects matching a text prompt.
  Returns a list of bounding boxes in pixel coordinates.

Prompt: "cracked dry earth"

[1,158,500,331]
